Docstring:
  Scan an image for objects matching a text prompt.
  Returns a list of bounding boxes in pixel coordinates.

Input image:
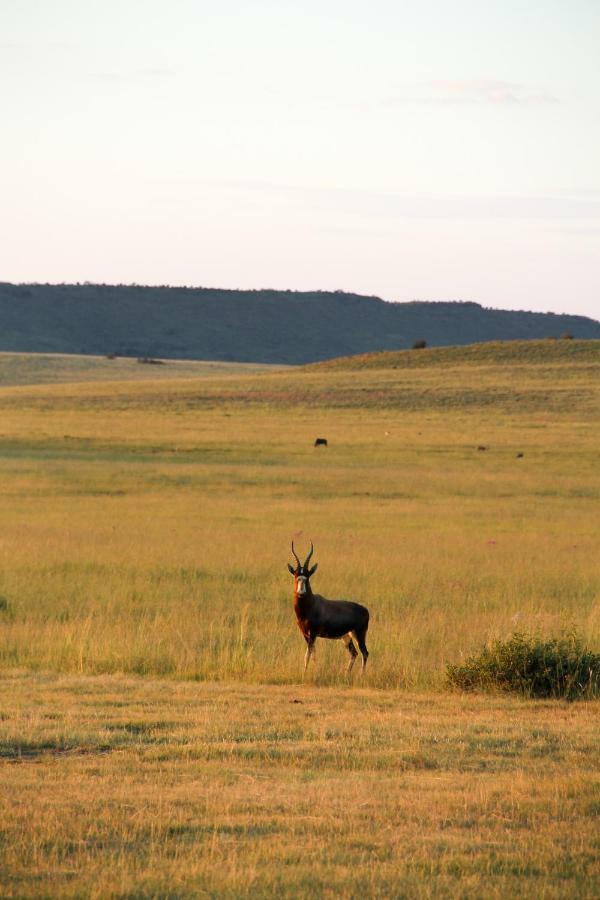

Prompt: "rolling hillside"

[309,337,600,370]
[1,338,599,897]
[1,282,599,364]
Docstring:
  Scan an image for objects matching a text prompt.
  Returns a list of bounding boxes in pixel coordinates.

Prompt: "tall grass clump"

[447,632,600,700]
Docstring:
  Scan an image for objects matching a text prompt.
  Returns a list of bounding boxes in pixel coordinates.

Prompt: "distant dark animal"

[477,445,488,451]
[287,541,369,673]
[516,452,524,458]
[314,438,328,447]
[137,357,165,365]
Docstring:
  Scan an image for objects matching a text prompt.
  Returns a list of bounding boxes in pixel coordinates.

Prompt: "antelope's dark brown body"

[293,592,369,641]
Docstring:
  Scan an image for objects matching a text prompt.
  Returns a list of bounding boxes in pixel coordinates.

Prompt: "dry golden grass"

[1,674,598,898]
[0,342,599,896]
[0,344,598,685]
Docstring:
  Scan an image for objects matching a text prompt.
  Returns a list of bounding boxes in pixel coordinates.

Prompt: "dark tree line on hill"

[0,282,599,364]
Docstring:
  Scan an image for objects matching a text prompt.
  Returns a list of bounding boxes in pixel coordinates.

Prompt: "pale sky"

[1,0,599,318]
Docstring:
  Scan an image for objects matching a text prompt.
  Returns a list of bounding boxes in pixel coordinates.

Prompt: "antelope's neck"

[293,589,314,618]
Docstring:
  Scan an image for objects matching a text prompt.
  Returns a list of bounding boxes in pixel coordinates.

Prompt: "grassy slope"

[309,337,600,369]
[0,341,599,896]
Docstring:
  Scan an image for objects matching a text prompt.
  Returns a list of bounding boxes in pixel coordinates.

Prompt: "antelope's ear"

[287,563,296,575]
[308,563,318,577]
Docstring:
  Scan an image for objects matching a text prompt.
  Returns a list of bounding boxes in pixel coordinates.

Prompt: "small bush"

[412,339,427,349]
[560,331,574,340]
[446,632,600,700]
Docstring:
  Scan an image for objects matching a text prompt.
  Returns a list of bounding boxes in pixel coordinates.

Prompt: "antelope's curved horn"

[291,541,301,569]
[304,541,314,568]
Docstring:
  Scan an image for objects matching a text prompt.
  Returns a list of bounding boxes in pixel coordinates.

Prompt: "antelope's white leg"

[304,641,315,672]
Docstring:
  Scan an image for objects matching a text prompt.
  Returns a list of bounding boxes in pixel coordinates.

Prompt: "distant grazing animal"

[516,452,524,458]
[287,542,369,673]
[477,445,488,451]
[314,438,328,447]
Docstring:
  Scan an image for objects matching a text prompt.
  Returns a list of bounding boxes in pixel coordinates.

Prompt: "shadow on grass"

[0,739,114,761]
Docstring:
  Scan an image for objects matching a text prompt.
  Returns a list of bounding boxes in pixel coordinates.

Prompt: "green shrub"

[447,632,600,700]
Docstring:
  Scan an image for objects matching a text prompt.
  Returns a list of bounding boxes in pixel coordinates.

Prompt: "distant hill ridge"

[1,282,599,364]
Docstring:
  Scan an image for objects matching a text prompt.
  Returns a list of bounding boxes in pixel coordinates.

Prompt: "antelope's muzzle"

[296,576,308,595]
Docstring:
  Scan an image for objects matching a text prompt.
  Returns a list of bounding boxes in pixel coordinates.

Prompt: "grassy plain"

[0,351,277,387]
[0,341,599,896]
[2,675,598,898]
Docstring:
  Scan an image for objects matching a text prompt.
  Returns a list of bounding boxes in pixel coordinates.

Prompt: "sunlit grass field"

[0,341,599,897]
[2,675,598,898]
[0,342,598,687]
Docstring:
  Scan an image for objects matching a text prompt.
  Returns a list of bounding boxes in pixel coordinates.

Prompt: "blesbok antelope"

[287,541,369,673]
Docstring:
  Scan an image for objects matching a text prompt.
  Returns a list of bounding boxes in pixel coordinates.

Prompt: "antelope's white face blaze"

[296,575,308,595]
